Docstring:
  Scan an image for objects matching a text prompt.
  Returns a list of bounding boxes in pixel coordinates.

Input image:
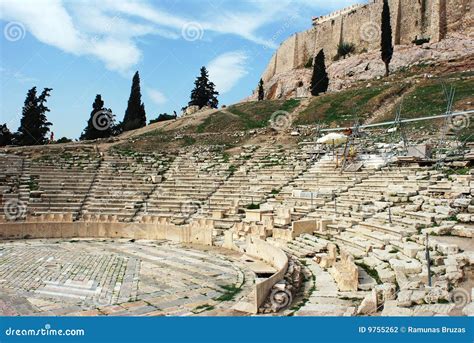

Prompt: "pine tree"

[123,71,146,131]
[310,50,329,96]
[80,94,115,140]
[381,0,393,77]
[0,124,13,146]
[188,67,219,109]
[16,87,52,146]
[258,79,265,101]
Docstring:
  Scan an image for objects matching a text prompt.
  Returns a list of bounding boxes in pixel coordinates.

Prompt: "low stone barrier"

[0,219,213,246]
[245,236,289,313]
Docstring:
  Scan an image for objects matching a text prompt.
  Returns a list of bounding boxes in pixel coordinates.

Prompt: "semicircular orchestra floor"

[0,239,255,316]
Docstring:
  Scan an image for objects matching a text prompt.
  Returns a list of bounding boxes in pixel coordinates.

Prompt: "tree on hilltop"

[80,94,115,140]
[381,0,393,77]
[310,49,329,96]
[123,71,146,131]
[16,87,52,146]
[258,79,265,101]
[188,66,219,109]
[0,124,13,146]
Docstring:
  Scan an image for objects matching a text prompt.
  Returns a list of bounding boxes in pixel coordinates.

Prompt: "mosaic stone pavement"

[0,239,255,316]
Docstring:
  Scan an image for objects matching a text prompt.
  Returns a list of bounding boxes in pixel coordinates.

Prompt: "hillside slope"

[112,58,473,153]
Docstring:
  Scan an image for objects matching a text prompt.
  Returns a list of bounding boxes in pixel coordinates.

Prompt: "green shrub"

[182,135,196,146]
[337,42,355,59]
[246,203,260,210]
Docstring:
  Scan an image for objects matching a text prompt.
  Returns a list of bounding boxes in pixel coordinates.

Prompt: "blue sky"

[0,0,361,139]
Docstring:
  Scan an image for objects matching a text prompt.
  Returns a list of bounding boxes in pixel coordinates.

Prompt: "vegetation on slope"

[295,84,392,126]
[114,66,474,152]
[395,77,473,120]
[197,99,300,133]
[295,71,473,131]
[374,74,474,140]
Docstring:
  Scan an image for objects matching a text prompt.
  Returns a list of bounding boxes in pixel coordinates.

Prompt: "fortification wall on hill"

[261,0,472,83]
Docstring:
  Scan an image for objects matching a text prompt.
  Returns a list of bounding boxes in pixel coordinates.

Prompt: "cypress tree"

[16,87,52,146]
[188,67,219,109]
[258,79,265,101]
[0,124,13,146]
[381,0,393,77]
[310,50,329,96]
[80,94,114,140]
[123,71,146,131]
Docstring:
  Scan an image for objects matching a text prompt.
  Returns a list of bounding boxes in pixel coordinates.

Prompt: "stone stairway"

[80,152,169,222]
[25,152,101,220]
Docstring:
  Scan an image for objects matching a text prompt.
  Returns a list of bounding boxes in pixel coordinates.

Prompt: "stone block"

[389,258,422,274]
[330,250,358,292]
[357,290,377,315]
[456,213,472,223]
[437,243,458,255]
[376,267,396,283]
[403,242,423,258]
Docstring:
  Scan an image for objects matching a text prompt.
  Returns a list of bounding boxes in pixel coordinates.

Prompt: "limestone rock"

[357,290,378,315]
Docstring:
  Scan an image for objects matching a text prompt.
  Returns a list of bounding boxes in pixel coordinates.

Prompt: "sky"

[0,0,362,140]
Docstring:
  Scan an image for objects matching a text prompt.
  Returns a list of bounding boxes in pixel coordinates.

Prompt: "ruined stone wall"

[261,0,471,83]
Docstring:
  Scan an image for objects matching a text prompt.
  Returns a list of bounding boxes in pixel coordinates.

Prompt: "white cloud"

[147,88,167,105]
[0,0,141,74]
[91,38,141,73]
[207,51,248,94]
[0,0,83,53]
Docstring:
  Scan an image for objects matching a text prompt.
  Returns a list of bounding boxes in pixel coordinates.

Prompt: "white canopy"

[317,133,348,145]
